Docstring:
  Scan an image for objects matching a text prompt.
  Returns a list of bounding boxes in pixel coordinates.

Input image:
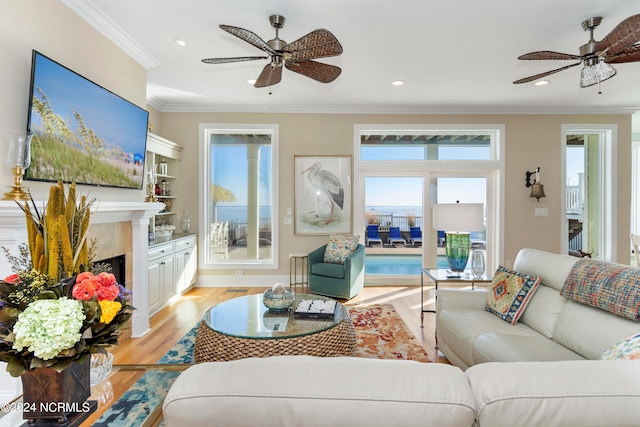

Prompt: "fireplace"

[94,254,126,287]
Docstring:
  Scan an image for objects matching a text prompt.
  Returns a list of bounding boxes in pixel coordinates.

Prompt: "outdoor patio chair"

[388,227,406,247]
[409,226,422,247]
[366,224,383,247]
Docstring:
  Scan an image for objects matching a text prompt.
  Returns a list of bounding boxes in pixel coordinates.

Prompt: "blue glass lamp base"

[445,232,471,272]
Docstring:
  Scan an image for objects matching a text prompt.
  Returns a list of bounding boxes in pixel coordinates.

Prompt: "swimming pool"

[365,255,449,275]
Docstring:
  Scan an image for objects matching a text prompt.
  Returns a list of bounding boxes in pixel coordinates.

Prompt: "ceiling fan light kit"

[202,14,343,89]
[514,14,640,88]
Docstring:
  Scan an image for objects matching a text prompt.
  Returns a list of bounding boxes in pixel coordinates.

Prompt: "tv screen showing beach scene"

[25,50,149,190]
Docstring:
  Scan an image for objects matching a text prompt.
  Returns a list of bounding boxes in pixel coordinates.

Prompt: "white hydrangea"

[12,297,85,360]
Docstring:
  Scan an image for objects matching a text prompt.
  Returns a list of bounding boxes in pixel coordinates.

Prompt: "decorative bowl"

[263,283,294,312]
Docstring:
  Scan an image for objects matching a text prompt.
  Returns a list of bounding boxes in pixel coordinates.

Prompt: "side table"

[289,252,309,292]
[420,268,492,327]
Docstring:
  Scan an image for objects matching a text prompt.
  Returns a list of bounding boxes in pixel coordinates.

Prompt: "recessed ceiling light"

[534,80,549,86]
[247,79,256,85]
[175,39,188,47]
[391,80,405,86]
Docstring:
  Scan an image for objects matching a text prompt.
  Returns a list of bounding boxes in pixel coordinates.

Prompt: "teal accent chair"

[308,244,365,300]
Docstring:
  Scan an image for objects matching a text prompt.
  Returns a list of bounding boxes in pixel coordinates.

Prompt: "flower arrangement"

[0,182,133,377]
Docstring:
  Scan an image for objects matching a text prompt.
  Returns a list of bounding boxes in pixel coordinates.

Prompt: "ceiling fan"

[202,15,343,88]
[513,14,640,88]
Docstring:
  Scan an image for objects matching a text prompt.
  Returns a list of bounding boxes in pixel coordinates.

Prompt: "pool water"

[365,255,449,275]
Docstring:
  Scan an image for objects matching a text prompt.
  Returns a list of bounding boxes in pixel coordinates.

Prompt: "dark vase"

[20,357,97,425]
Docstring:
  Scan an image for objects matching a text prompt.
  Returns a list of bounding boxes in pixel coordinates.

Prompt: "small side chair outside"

[409,226,422,247]
[388,227,406,247]
[366,224,383,247]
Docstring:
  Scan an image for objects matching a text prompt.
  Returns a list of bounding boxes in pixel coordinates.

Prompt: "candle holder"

[144,163,158,202]
[3,132,32,201]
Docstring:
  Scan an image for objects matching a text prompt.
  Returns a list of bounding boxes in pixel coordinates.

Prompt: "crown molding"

[61,0,159,70]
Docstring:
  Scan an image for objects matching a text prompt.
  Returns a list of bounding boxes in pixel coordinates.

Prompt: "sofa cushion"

[553,300,640,359]
[512,248,578,292]
[437,307,543,368]
[323,233,359,264]
[310,262,345,279]
[518,284,568,338]
[472,333,584,364]
[485,266,540,325]
[466,360,640,427]
[163,356,477,427]
[601,331,640,360]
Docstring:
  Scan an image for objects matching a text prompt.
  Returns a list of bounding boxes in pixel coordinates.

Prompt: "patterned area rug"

[349,304,430,362]
[94,303,428,425]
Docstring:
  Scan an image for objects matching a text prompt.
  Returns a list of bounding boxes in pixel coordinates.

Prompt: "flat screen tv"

[25,50,149,190]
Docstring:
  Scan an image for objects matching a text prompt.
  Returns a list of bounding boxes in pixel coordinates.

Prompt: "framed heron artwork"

[294,155,352,235]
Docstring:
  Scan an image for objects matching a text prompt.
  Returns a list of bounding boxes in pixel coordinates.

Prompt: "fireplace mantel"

[0,200,164,337]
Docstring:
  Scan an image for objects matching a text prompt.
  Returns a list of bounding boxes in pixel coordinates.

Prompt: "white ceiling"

[63,0,640,117]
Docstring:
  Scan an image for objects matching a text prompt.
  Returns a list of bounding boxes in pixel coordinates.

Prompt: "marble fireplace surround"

[0,200,163,338]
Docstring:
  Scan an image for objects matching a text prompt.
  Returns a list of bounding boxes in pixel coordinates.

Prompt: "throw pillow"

[601,332,640,360]
[323,234,359,264]
[485,266,541,325]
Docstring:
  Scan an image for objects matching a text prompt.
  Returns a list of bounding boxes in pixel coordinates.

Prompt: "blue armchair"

[308,244,365,300]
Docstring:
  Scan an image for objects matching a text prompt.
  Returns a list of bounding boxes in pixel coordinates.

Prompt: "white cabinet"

[148,241,176,314]
[175,236,197,294]
[147,234,196,314]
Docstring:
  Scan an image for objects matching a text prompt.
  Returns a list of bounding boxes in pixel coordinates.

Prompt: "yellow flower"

[99,300,122,324]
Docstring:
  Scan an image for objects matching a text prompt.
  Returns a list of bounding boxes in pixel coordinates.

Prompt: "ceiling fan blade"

[595,14,640,56]
[219,25,277,55]
[518,51,581,61]
[285,60,342,83]
[254,64,283,88]
[513,62,581,84]
[282,29,343,62]
[202,56,268,64]
[606,44,640,64]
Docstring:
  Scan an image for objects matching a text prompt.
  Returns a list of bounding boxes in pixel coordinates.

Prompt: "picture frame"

[294,155,352,235]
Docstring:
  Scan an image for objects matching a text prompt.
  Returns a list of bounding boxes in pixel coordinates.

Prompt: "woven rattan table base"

[194,313,357,363]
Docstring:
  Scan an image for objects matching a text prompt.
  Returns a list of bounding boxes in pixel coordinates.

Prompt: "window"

[199,124,279,269]
[355,124,503,278]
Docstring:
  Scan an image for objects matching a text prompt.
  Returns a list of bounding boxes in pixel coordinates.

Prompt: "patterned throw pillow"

[323,234,359,264]
[485,266,541,325]
[601,332,640,360]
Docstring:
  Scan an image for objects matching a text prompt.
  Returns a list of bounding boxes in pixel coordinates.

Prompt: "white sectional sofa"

[163,356,640,427]
[163,248,640,426]
[436,248,640,369]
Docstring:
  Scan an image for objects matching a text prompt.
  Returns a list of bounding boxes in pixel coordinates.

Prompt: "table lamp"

[433,202,483,271]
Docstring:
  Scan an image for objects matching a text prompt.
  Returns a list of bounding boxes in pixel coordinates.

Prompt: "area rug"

[94,303,428,426]
[349,304,430,362]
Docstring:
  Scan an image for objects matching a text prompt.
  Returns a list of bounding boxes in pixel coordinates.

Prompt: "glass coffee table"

[195,293,356,362]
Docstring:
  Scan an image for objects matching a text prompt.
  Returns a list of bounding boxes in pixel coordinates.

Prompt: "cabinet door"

[161,255,176,303]
[176,246,197,293]
[148,259,162,313]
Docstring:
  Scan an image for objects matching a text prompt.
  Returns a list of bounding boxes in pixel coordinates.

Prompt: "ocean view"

[214,205,423,224]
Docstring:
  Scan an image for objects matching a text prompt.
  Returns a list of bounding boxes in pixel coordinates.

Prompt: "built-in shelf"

[146,132,183,236]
